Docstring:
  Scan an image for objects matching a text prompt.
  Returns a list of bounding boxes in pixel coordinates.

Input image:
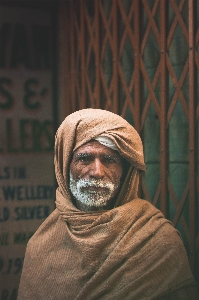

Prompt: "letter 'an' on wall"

[0,3,57,297]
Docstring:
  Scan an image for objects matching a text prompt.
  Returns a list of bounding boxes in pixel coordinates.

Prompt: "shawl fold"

[18,109,198,299]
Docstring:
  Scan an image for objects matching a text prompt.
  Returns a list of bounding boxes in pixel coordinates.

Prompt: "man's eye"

[76,155,92,163]
[102,156,117,164]
[79,157,88,162]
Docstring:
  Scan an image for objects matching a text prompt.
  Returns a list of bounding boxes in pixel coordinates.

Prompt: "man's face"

[69,140,123,210]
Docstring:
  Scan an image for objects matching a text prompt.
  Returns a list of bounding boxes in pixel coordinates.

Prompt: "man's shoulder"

[26,208,65,255]
[127,198,182,246]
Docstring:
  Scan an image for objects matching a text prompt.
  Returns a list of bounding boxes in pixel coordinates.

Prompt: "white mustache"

[76,178,115,191]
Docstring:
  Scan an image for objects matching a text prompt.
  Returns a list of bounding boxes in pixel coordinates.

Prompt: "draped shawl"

[18,109,198,299]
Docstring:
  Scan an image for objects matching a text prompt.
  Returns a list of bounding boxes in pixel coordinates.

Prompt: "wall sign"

[0,5,56,299]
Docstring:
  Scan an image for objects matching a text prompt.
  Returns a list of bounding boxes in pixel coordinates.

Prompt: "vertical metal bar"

[134,0,142,198]
[94,0,100,108]
[134,0,141,132]
[113,0,119,114]
[52,1,59,130]
[188,0,196,275]
[69,0,77,114]
[80,0,86,108]
[59,0,73,117]
[160,0,167,217]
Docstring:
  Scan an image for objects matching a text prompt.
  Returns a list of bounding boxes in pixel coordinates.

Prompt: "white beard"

[69,172,120,209]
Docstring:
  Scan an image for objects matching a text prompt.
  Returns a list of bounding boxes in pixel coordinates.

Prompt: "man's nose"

[89,159,104,178]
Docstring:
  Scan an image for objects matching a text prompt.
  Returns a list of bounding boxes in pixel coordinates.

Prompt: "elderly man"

[18,109,198,299]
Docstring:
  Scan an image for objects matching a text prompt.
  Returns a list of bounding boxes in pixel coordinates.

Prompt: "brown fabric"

[156,284,199,300]
[18,109,198,299]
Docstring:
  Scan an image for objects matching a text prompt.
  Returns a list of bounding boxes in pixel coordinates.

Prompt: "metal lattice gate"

[60,0,199,283]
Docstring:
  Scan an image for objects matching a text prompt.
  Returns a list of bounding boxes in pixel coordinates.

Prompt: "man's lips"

[81,186,109,193]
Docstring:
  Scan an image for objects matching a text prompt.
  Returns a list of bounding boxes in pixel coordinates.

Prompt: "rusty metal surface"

[60,0,199,282]
[188,0,196,275]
